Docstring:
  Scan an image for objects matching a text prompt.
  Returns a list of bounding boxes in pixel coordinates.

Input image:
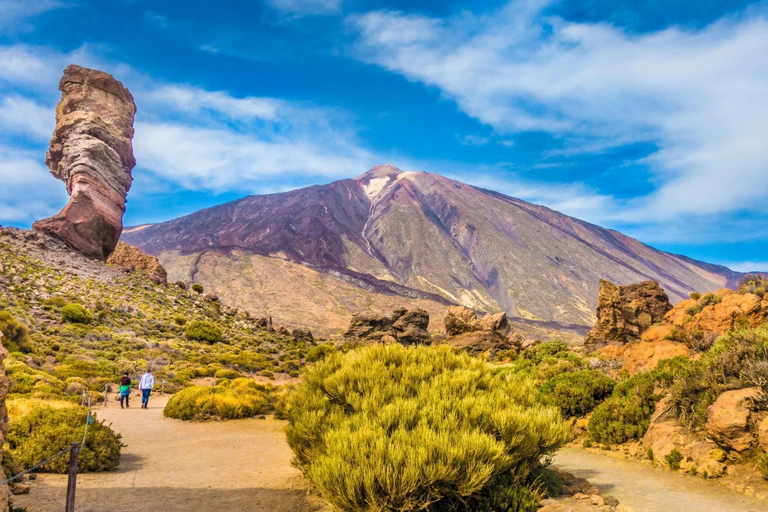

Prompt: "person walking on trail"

[139,369,155,409]
[119,372,132,409]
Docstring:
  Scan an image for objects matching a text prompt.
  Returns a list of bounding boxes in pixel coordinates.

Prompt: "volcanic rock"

[33,65,136,260]
[107,242,167,284]
[444,306,522,356]
[586,280,672,348]
[706,387,762,452]
[344,308,430,345]
[291,328,314,342]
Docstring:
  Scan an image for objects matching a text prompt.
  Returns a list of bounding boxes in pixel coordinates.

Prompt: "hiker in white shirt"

[138,369,155,409]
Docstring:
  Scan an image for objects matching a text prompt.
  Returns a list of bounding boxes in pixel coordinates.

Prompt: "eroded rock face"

[344,308,430,345]
[586,280,672,348]
[706,387,762,452]
[443,306,522,356]
[33,65,136,260]
[107,242,167,284]
[0,333,10,509]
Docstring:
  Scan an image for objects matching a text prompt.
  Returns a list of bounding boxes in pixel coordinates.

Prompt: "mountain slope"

[123,165,742,334]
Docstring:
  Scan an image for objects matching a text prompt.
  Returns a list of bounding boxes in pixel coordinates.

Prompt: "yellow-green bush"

[0,310,32,353]
[61,303,93,324]
[185,320,223,343]
[286,344,571,512]
[5,404,121,473]
[163,378,270,420]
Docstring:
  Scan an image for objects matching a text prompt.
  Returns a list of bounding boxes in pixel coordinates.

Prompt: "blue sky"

[1,0,767,271]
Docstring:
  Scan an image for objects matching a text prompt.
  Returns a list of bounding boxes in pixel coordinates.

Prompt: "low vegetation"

[286,343,570,512]
[3,400,122,475]
[164,378,272,420]
[0,238,314,407]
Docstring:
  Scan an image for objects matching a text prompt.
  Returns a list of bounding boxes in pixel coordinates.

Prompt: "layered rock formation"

[107,242,167,284]
[343,308,430,345]
[586,280,672,348]
[443,306,522,356]
[33,65,136,260]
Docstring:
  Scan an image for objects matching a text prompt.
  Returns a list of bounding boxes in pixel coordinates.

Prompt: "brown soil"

[13,396,330,512]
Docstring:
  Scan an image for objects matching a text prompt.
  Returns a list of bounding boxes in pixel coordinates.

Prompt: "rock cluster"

[343,308,430,345]
[33,65,136,260]
[585,279,672,348]
[642,288,768,344]
[106,242,167,284]
[443,306,522,356]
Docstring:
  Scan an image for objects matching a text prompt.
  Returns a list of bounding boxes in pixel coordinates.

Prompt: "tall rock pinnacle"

[33,65,136,260]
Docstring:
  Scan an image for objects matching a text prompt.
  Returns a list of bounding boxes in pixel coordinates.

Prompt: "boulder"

[32,65,136,260]
[106,242,167,284]
[706,387,762,452]
[344,308,430,345]
[586,279,672,348]
[291,328,314,343]
[443,306,522,356]
[757,415,768,451]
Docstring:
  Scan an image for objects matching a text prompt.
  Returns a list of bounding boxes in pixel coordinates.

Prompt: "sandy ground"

[555,446,766,512]
[14,395,330,512]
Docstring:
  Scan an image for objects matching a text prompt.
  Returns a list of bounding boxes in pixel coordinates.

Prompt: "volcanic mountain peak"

[123,165,748,336]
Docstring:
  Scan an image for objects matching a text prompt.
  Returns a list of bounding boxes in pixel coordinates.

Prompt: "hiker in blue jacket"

[138,369,155,409]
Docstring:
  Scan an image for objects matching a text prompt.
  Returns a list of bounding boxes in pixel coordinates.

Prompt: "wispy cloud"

[350,2,768,224]
[267,0,342,17]
[0,0,66,35]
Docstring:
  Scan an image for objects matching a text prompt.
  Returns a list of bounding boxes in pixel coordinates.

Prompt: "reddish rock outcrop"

[586,280,672,348]
[443,306,522,356]
[706,387,762,452]
[106,242,167,284]
[642,289,768,344]
[344,308,430,345]
[600,340,690,375]
[33,65,136,260]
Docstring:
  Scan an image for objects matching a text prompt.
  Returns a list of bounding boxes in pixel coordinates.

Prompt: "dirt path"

[14,396,330,512]
[555,446,765,512]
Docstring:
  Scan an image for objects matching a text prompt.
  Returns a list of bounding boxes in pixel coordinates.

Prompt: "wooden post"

[104,384,108,408]
[65,443,81,512]
[80,390,86,406]
[161,379,165,397]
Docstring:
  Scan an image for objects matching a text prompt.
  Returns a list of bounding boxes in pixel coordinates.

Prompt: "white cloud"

[0,95,53,140]
[726,261,768,273]
[0,0,65,35]
[350,2,768,223]
[267,0,341,16]
[0,147,67,224]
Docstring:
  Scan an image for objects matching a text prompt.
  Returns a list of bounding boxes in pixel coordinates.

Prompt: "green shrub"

[214,369,241,380]
[260,369,274,378]
[5,404,121,473]
[61,304,93,324]
[698,293,722,307]
[305,343,337,363]
[668,327,768,428]
[173,316,187,326]
[185,320,223,343]
[540,370,615,417]
[738,274,768,295]
[530,467,563,498]
[756,452,768,480]
[588,358,690,445]
[665,448,683,470]
[163,379,270,420]
[689,292,701,300]
[0,311,32,353]
[191,284,204,294]
[286,344,570,512]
